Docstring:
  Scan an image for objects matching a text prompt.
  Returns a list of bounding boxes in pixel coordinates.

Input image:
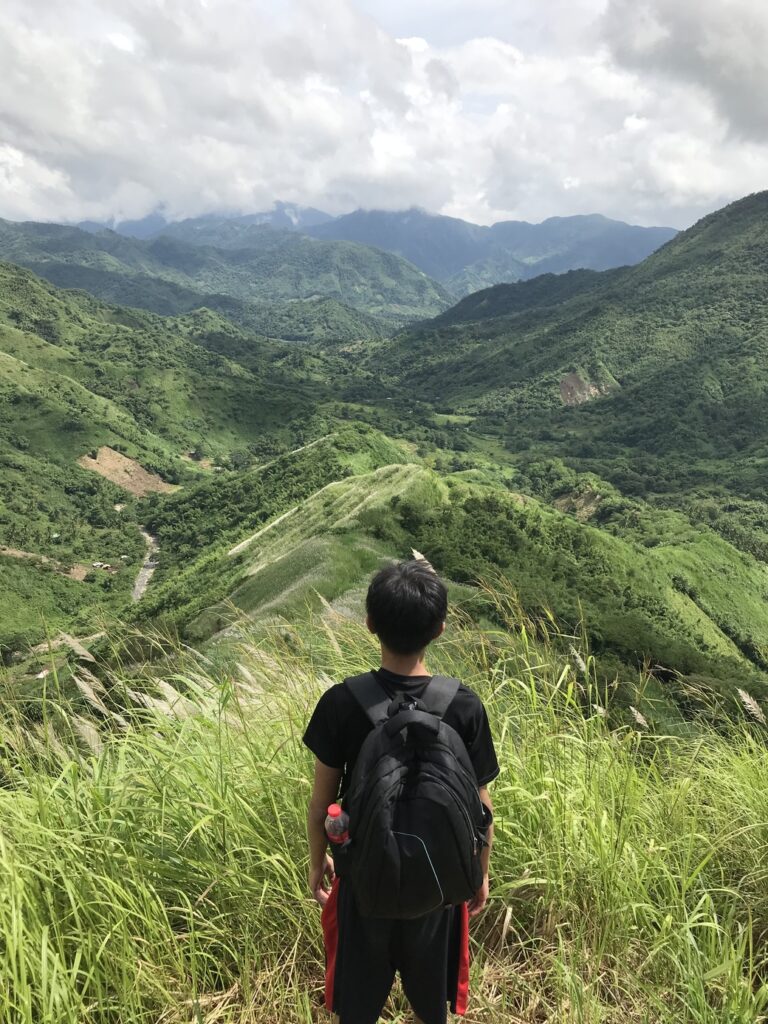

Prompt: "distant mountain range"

[307,209,677,293]
[77,204,677,296]
[0,217,450,340]
[78,201,332,239]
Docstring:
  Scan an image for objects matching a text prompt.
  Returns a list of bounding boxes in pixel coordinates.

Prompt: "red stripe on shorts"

[321,878,340,1011]
[455,902,470,1015]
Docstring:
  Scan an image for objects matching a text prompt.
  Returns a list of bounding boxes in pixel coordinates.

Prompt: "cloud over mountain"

[0,0,766,227]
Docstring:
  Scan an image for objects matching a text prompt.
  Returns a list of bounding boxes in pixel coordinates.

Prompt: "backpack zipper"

[418,770,480,858]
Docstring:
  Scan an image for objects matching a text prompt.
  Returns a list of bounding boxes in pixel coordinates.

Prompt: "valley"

[2,191,768,735]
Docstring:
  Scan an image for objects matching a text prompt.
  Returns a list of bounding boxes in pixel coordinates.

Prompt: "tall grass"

[1,584,768,1022]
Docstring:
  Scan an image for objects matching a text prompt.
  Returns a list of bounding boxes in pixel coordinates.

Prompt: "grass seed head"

[737,688,767,725]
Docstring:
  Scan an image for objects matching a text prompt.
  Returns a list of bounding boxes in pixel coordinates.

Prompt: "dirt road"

[132,530,159,602]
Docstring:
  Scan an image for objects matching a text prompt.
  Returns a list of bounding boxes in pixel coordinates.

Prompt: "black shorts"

[321,878,470,1024]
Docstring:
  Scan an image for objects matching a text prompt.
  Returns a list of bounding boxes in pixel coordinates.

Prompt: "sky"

[1,0,767,228]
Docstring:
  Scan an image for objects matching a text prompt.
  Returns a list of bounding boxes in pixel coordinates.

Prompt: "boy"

[303,559,499,1024]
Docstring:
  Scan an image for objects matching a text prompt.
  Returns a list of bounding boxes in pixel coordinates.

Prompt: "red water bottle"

[325,803,350,844]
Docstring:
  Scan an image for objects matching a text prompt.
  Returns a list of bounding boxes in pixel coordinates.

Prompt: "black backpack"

[335,672,490,919]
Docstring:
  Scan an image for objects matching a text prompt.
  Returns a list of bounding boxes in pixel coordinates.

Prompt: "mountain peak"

[308,207,676,288]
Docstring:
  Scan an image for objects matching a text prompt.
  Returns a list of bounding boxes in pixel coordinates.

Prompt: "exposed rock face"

[553,489,602,521]
[559,372,602,406]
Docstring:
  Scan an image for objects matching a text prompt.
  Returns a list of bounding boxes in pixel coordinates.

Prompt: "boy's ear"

[435,620,446,639]
[365,614,377,635]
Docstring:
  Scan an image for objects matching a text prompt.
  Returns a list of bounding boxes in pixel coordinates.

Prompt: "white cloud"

[603,0,768,139]
[0,0,766,228]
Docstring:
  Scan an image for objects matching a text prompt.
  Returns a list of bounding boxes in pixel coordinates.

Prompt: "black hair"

[365,560,448,655]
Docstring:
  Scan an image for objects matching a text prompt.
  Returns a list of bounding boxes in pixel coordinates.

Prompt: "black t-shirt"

[303,668,500,796]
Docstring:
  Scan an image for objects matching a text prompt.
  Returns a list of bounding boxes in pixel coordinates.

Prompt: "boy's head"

[365,559,447,655]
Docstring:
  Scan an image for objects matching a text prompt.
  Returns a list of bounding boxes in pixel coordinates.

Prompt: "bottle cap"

[327,803,342,818]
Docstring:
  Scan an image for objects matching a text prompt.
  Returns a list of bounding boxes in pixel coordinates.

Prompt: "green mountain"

[8,191,768,726]
[78,201,333,238]
[307,207,676,293]
[377,192,768,484]
[301,191,765,694]
[0,218,450,339]
[0,263,314,452]
[0,261,330,649]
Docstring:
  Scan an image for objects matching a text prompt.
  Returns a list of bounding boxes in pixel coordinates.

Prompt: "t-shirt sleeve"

[302,686,344,769]
[463,696,500,786]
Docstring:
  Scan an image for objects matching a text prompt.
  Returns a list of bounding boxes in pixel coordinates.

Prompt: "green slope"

[186,462,433,639]
[0,262,329,649]
[374,193,768,492]
[0,263,314,454]
[387,479,768,692]
[0,218,450,336]
[133,427,412,632]
[126,422,768,712]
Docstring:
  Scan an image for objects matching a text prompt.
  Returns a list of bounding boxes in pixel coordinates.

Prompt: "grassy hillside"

[132,428,412,634]
[0,262,331,650]
[2,600,768,1022]
[183,463,438,640]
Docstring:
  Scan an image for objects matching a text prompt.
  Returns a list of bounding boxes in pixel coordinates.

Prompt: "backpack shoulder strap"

[345,672,461,726]
[422,675,461,719]
[344,672,392,727]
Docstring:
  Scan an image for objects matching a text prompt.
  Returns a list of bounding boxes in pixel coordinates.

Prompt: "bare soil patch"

[228,506,299,557]
[78,447,176,497]
[0,546,37,561]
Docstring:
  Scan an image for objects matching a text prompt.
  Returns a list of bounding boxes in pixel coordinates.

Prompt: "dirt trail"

[228,506,299,557]
[132,529,159,602]
[224,436,336,558]
[249,434,335,476]
[1,545,89,580]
